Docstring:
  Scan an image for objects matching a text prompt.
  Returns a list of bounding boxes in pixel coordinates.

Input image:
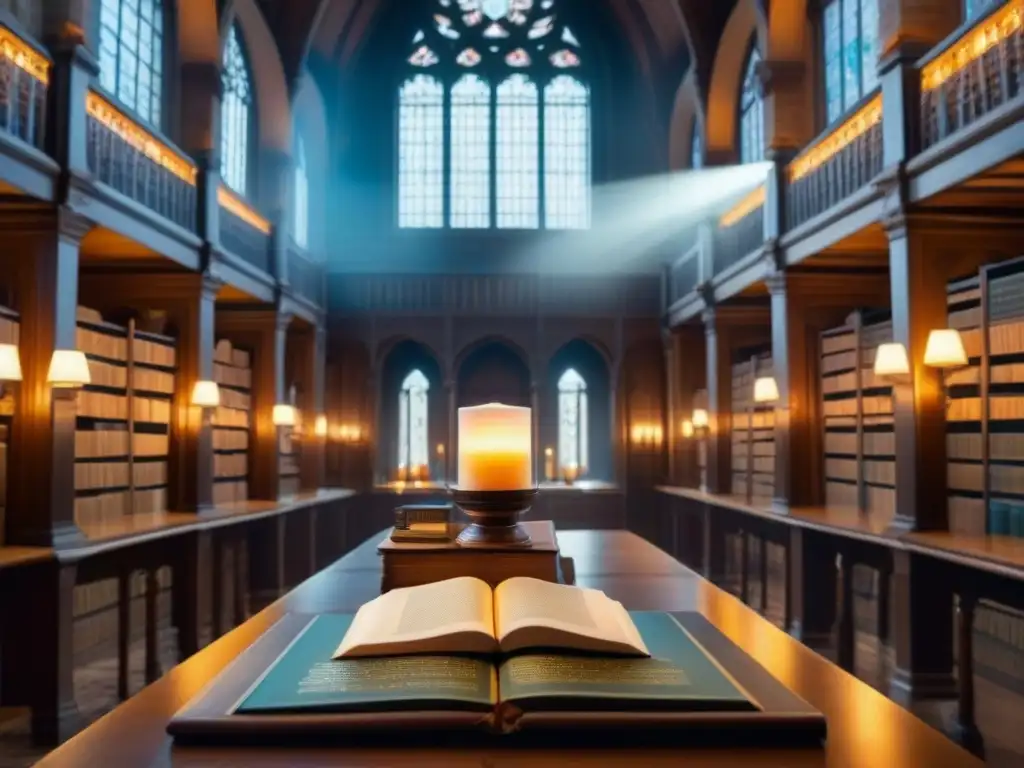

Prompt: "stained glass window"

[294,135,309,249]
[544,76,589,229]
[558,369,588,472]
[398,370,430,471]
[739,44,764,165]
[450,74,491,228]
[690,118,703,170]
[221,24,253,195]
[821,0,879,125]
[397,0,590,229]
[99,0,164,126]
[398,75,445,228]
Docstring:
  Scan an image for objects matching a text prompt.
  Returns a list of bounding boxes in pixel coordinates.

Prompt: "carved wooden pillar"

[43,9,95,181]
[297,325,326,492]
[77,272,221,513]
[758,58,813,158]
[217,309,289,501]
[5,207,89,547]
[885,210,949,532]
[703,309,733,496]
[179,62,222,248]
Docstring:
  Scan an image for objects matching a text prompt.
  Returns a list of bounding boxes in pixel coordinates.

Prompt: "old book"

[237,611,755,717]
[334,576,649,659]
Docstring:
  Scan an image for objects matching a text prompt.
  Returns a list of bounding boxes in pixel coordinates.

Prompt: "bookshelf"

[730,352,776,503]
[0,306,17,546]
[279,424,300,498]
[213,340,252,505]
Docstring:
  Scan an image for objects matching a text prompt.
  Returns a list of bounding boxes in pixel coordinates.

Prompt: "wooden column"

[886,213,949,531]
[787,527,837,648]
[5,207,89,547]
[178,61,222,246]
[674,326,705,488]
[296,325,326,492]
[77,272,220,513]
[217,309,290,501]
[769,272,823,510]
[703,309,733,495]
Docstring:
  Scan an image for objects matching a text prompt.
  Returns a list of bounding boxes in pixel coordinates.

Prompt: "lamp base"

[450,488,538,549]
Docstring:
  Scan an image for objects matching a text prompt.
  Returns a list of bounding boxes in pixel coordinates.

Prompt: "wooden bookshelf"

[0,306,17,547]
[730,351,775,503]
[279,422,300,498]
[131,326,175,515]
[213,340,252,505]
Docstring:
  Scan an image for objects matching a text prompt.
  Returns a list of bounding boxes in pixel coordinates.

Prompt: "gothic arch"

[668,71,705,170]
[705,0,767,160]
[376,335,443,372]
[454,336,533,380]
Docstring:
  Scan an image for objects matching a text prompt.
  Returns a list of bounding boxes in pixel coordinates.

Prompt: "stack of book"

[213,340,252,505]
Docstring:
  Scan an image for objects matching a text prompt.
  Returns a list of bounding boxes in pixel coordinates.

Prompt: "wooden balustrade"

[0,24,48,150]
[714,186,765,274]
[288,247,325,306]
[920,0,1024,149]
[217,185,272,273]
[85,91,198,231]
[785,93,883,230]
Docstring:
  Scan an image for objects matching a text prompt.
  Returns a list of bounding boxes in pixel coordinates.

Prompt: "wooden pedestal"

[378,520,572,592]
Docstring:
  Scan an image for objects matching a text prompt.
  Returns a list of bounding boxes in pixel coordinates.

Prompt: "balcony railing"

[288,247,325,308]
[714,185,765,274]
[0,25,48,149]
[785,93,883,230]
[669,250,700,305]
[218,185,272,274]
[85,91,197,231]
[920,1,1023,149]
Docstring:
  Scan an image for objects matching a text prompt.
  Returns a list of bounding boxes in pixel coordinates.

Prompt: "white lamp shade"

[314,414,328,436]
[0,343,22,381]
[753,376,780,403]
[47,349,91,388]
[692,408,709,428]
[272,403,297,427]
[191,380,220,408]
[681,420,695,438]
[924,329,967,368]
[874,342,911,377]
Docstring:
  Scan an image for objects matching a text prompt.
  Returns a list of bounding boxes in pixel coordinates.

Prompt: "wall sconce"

[923,329,967,369]
[630,424,663,446]
[47,349,91,388]
[272,403,297,427]
[681,419,695,439]
[753,376,780,404]
[436,443,445,457]
[314,414,328,437]
[338,424,363,442]
[191,380,220,408]
[873,342,911,379]
[692,408,709,430]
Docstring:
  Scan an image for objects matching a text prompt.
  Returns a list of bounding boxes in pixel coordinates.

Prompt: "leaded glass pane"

[221,24,253,196]
[98,0,164,126]
[739,46,764,164]
[496,75,540,229]
[823,1,843,124]
[398,370,430,471]
[399,75,445,228]
[294,136,309,249]
[558,369,588,471]
[859,0,879,94]
[450,74,492,228]
[544,76,589,229]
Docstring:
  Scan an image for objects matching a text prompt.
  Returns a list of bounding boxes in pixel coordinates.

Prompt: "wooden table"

[37,530,981,767]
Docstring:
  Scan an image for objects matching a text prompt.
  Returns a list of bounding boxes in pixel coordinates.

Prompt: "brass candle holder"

[450,487,538,548]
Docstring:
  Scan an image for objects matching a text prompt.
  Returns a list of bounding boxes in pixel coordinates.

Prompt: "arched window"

[963,0,995,22]
[221,24,254,196]
[398,0,590,230]
[558,368,588,472]
[294,135,310,249]
[738,45,764,165]
[821,0,879,125]
[398,369,430,472]
[98,0,165,126]
[690,118,703,170]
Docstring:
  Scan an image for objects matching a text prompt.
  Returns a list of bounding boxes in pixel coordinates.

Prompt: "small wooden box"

[379,520,568,592]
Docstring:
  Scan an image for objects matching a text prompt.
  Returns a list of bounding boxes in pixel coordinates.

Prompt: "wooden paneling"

[0,307,17,546]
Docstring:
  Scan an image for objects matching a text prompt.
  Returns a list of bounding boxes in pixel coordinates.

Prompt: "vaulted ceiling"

[254,0,736,106]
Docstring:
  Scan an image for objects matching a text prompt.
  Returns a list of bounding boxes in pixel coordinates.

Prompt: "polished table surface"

[38,530,981,767]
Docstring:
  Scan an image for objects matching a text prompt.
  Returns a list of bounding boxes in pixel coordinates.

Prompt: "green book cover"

[235,612,756,717]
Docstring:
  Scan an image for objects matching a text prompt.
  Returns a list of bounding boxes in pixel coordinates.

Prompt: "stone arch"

[453,335,533,379]
[376,334,443,372]
[705,0,768,161]
[668,71,705,170]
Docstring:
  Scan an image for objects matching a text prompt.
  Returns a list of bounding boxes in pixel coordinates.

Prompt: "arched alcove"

[545,339,612,482]
[379,340,445,482]
[456,340,532,410]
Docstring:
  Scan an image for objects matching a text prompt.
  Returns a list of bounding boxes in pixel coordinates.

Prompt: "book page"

[333,576,496,658]
[493,578,649,656]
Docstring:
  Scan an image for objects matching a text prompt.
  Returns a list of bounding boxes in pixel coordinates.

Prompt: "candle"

[458,403,533,490]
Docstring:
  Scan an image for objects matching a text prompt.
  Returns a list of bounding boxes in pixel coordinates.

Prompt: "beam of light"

[512,161,773,274]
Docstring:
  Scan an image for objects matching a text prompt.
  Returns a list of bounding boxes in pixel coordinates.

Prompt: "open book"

[333,576,650,659]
